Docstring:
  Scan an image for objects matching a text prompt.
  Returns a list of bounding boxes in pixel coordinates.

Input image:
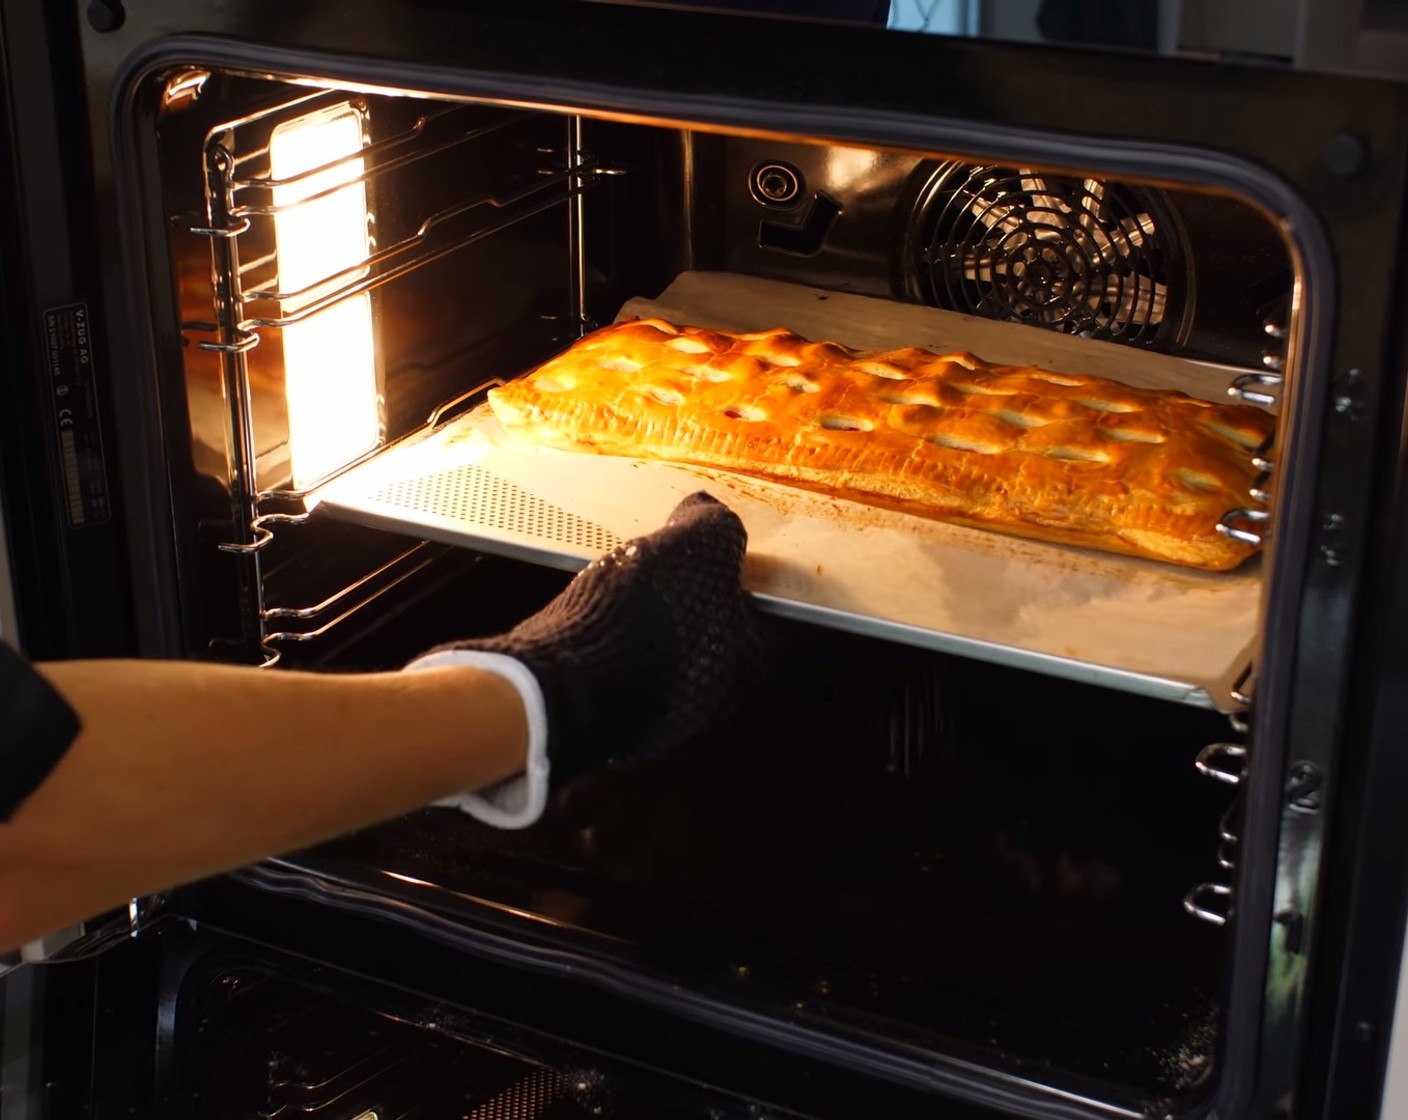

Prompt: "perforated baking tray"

[312,272,1265,711]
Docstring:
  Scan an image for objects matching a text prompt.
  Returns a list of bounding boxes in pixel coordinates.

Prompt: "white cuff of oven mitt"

[404,649,550,830]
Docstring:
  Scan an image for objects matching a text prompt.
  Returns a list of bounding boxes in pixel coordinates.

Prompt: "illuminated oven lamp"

[269,102,381,491]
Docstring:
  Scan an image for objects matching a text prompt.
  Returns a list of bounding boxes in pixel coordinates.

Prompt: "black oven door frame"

[0,0,132,663]
[2,1,1408,1118]
[1293,325,1408,1118]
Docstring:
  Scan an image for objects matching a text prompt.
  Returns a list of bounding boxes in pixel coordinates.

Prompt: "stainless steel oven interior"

[129,60,1314,1117]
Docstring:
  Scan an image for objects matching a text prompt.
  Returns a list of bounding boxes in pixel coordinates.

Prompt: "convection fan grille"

[907,162,1187,349]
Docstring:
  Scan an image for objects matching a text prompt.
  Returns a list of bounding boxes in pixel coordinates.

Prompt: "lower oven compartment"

[156,936,810,1120]
[126,57,1308,1120]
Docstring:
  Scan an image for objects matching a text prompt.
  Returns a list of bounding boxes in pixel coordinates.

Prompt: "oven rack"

[220,164,615,339]
[211,381,500,666]
[1185,300,1287,927]
[1218,314,1283,553]
[225,100,528,217]
[1217,299,1284,566]
[303,271,1274,711]
[257,540,456,667]
[184,87,622,663]
[187,112,619,361]
[1184,658,1256,927]
[310,399,1262,711]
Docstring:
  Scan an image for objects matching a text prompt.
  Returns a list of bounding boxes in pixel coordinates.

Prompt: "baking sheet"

[312,271,1266,711]
[622,271,1264,407]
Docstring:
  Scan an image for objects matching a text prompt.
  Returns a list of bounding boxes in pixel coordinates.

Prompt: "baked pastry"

[488,318,1275,571]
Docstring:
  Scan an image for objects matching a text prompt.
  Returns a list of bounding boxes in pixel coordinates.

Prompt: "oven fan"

[906,162,1189,349]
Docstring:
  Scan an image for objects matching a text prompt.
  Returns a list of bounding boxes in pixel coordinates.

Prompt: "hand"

[409,492,774,822]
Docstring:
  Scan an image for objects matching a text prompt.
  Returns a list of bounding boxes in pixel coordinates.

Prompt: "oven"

[2,2,1408,1118]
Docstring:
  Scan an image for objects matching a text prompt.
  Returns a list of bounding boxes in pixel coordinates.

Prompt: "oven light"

[270,103,380,490]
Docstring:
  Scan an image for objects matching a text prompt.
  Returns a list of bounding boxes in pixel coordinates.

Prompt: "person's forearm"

[0,660,526,953]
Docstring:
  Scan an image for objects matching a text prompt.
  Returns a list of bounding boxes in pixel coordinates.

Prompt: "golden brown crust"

[488,318,1275,571]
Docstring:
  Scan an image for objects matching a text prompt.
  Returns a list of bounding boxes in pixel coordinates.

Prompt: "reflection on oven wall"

[886,0,1166,45]
[973,0,1165,50]
[886,0,974,34]
[609,0,1408,76]
[890,0,1298,62]
[1174,0,1299,60]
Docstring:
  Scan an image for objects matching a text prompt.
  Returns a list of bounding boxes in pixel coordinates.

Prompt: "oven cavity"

[144,64,1302,1117]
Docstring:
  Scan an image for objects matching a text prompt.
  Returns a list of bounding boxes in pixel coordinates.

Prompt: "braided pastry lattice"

[489,318,1274,571]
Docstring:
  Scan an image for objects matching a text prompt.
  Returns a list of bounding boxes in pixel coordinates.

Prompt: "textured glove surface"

[429,491,773,782]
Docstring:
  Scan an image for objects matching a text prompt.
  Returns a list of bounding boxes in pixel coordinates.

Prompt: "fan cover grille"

[908,163,1186,349]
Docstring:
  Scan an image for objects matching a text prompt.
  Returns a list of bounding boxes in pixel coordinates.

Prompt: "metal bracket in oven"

[1219,793,1242,844]
[1216,794,1242,871]
[1230,368,1284,406]
[1196,741,1248,785]
[1217,506,1272,547]
[1189,666,1251,919]
[1217,837,1238,872]
[1229,662,1254,721]
[1250,472,1274,506]
[1184,882,1233,926]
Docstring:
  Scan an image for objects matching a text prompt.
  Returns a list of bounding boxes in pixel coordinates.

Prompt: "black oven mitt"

[407,491,773,828]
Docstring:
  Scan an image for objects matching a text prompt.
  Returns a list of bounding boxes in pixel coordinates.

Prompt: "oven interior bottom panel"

[167,952,798,1120]
[264,607,1234,1114]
